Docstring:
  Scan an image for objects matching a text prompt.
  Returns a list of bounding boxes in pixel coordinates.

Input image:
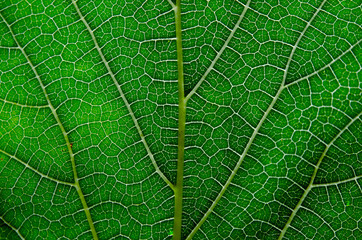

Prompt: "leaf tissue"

[0,0,361,239]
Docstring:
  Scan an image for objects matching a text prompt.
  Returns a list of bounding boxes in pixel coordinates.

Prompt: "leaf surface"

[0,0,361,239]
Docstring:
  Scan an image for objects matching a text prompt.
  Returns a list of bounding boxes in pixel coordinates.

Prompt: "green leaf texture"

[0,0,361,239]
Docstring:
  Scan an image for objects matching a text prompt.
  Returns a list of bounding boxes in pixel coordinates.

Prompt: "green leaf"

[0,0,361,239]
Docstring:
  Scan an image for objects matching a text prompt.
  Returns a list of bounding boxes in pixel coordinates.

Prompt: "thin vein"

[299,205,336,238]
[278,112,361,240]
[0,217,25,240]
[284,39,362,88]
[0,46,19,49]
[0,149,75,186]
[186,0,328,238]
[312,175,362,188]
[167,0,176,9]
[70,0,175,191]
[185,0,251,103]
[0,98,49,109]
[0,14,99,240]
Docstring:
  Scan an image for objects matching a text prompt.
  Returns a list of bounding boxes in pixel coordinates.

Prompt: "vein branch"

[0,14,99,240]
[71,0,175,191]
[284,39,362,88]
[185,0,251,103]
[0,149,75,186]
[186,65,286,240]
[167,0,176,9]
[0,216,25,240]
[0,98,49,109]
[312,175,362,188]
[278,112,361,240]
[186,0,328,238]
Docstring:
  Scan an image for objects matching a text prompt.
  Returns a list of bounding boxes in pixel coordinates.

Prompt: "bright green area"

[0,0,361,239]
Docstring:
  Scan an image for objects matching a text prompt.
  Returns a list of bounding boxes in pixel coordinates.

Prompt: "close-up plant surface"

[0,0,361,239]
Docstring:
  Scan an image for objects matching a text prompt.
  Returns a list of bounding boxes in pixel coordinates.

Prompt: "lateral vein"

[185,0,251,103]
[278,112,361,240]
[312,175,362,188]
[71,0,175,191]
[0,149,75,186]
[186,0,329,238]
[284,39,362,88]
[0,13,99,240]
[0,98,49,109]
[0,216,25,240]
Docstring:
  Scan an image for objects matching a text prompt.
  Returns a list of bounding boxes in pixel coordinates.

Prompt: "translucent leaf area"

[0,0,361,239]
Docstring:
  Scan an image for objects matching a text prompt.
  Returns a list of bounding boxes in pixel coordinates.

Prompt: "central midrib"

[173,0,186,239]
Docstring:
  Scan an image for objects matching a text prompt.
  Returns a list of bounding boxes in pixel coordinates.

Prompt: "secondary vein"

[312,175,362,188]
[0,149,75,187]
[277,112,361,240]
[0,14,99,240]
[185,0,251,103]
[0,216,25,240]
[70,0,175,191]
[186,0,328,238]
[0,98,49,108]
[284,39,362,89]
